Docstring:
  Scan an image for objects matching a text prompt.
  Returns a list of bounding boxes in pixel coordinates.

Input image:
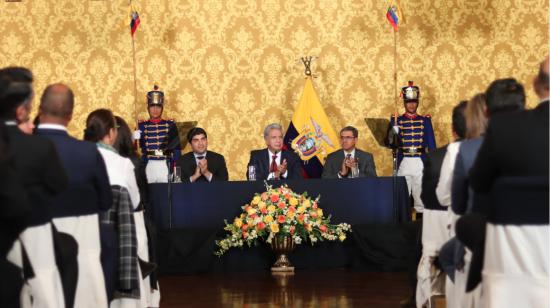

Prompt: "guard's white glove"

[133,130,142,140]
[392,125,400,134]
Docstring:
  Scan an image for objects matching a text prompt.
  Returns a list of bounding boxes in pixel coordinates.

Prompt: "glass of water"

[248,165,256,181]
[173,166,182,183]
[350,160,359,178]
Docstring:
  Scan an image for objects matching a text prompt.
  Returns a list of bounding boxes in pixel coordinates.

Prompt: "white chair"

[481,176,549,308]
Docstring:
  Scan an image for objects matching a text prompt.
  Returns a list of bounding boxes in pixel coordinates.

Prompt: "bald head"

[534,56,549,100]
[39,83,74,122]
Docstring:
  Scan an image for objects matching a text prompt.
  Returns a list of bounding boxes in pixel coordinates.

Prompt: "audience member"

[0,67,68,308]
[461,60,548,299]
[414,101,466,308]
[36,83,111,307]
[84,109,143,304]
[114,115,161,307]
[322,126,376,178]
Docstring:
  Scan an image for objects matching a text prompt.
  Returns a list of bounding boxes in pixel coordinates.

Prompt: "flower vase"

[270,235,295,272]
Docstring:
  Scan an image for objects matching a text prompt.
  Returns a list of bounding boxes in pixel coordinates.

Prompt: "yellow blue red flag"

[283,78,339,178]
[386,1,404,32]
[129,4,140,37]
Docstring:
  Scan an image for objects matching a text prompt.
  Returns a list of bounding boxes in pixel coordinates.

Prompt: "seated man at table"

[246,123,302,180]
[322,126,377,178]
[177,127,228,182]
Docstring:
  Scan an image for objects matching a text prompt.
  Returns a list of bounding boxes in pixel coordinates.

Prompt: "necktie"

[270,155,278,173]
[346,153,352,160]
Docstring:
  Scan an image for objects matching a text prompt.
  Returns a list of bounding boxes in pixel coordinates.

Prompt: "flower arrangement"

[215,184,351,256]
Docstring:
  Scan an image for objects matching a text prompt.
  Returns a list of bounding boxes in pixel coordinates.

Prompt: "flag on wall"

[386,1,404,32]
[283,78,340,178]
[130,6,140,37]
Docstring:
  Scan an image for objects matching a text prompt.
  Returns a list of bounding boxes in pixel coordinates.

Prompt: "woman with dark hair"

[84,109,148,307]
[113,115,160,307]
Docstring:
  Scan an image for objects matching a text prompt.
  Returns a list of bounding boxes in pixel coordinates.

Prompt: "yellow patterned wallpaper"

[0,0,547,178]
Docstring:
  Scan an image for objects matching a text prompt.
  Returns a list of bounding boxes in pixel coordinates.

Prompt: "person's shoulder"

[207,150,225,160]
[355,148,373,157]
[250,148,266,156]
[326,149,341,157]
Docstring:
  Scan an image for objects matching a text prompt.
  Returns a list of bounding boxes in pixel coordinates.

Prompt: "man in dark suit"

[0,67,68,308]
[177,127,228,182]
[459,59,549,292]
[247,123,302,180]
[321,126,376,178]
[36,83,112,307]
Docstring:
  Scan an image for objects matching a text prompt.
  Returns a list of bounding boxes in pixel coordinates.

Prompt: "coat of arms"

[291,118,334,161]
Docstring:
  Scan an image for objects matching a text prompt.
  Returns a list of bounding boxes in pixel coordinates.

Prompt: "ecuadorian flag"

[283,78,339,178]
[386,1,404,32]
[130,6,140,37]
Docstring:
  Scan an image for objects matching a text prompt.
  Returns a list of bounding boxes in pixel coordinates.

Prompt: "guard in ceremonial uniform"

[135,85,181,183]
[388,81,436,213]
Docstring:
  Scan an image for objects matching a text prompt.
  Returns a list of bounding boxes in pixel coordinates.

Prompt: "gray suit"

[322,149,377,178]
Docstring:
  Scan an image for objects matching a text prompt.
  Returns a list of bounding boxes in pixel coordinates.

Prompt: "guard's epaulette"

[165,118,175,122]
[424,114,431,118]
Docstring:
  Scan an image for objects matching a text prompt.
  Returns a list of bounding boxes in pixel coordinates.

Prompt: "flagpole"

[132,35,138,125]
[393,29,398,116]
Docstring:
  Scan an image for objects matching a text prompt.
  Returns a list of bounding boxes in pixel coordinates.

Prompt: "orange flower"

[277,201,286,209]
[260,207,268,214]
[261,192,268,201]
[257,222,266,230]
[241,224,248,232]
[288,206,296,213]
[270,194,280,203]
[310,211,318,218]
[319,225,327,233]
[290,226,295,234]
[277,215,286,224]
[284,193,291,200]
[297,214,305,223]
[242,231,248,239]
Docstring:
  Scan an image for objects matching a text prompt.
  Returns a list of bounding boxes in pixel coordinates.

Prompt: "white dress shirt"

[338,148,356,178]
[436,141,461,206]
[267,149,288,180]
[190,151,212,182]
[37,123,67,131]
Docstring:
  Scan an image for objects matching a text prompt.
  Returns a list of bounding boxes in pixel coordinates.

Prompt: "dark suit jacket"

[420,145,448,211]
[0,125,30,258]
[451,138,486,215]
[7,126,67,226]
[470,100,549,192]
[36,128,112,218]
[321,149,377,179]
[177,151,229,182]
[246,148,302,180]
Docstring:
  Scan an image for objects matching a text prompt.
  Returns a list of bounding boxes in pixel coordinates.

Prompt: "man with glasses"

[322,126,377,178]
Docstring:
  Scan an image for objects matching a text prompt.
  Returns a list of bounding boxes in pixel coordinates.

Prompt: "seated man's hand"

[275,159,288,179]
[198,158,209,174]
[190,165,201,182]
[340,159,350,177]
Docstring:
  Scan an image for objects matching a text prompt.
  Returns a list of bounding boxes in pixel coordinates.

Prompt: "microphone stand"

[166,152,173,229]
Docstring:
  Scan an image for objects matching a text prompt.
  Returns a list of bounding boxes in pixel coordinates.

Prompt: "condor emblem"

[291,118,335,161]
